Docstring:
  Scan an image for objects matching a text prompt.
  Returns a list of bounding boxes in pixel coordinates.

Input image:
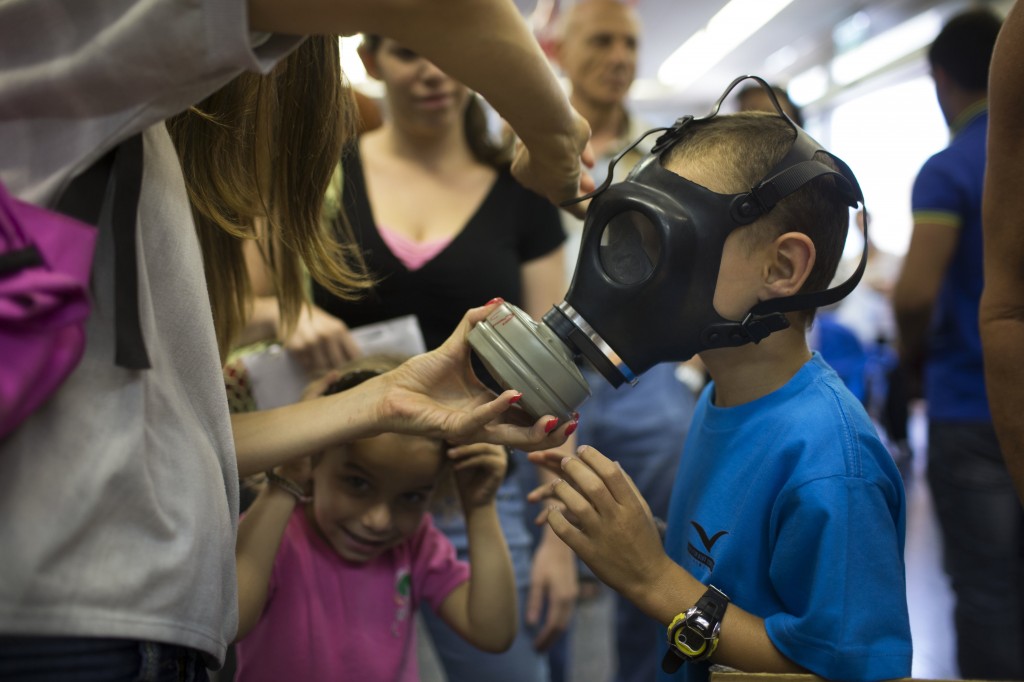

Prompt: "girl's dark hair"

[361,35,513,169]
[321,354,407,396]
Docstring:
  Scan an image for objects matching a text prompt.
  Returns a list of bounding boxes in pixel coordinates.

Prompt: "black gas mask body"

[468,76,868,423]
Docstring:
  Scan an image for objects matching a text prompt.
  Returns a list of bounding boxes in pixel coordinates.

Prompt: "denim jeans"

[421,583,549,682]
[0,637,209,682]
[928,421,1024,680]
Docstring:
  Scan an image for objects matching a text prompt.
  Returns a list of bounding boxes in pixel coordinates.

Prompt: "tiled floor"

[419,406,961,682]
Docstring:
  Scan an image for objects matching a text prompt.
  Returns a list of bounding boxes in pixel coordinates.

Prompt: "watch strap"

[265,470,313,504]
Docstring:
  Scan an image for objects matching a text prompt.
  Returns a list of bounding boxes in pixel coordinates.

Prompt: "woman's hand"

[284,304,362,378]
[512,110,595,218]
[448,443,508,511]
[375,300,577,451]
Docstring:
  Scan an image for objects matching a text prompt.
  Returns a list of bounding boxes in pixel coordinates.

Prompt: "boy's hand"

[448,443,508,511]
[540,447,672,602]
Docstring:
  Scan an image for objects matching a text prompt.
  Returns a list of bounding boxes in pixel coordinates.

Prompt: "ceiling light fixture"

[657,0,798,89]
[830,9,944,86]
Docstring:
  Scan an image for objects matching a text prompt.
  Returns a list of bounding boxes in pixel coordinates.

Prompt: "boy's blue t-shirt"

[660,353,912,682]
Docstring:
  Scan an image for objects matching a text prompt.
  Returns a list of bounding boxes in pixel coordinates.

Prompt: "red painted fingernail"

[509,392,522,405]
[544,418,559,433]
[565,421,578,437]
[486,297,504,305]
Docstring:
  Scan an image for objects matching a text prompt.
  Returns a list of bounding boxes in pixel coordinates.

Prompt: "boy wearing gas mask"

[529,79,912,682]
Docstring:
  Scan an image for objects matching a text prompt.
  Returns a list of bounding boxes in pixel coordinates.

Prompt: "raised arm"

[981,1,1024,503]
[246,0,591,207]
[437,443,518,652]
[235,461,311,639]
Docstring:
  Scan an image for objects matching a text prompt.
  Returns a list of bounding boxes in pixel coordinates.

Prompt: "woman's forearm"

[248,0,579,163]
[232,379,383,477]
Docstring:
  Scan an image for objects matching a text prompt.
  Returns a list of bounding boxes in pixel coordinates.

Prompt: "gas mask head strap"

[695,76,869,346]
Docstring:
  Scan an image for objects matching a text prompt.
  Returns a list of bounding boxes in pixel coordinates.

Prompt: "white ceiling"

[516,0,1003,113]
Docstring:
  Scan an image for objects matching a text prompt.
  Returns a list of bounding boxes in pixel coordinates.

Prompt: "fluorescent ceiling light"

[764,45,798,74]
[830,9,943,86]
[658,0,798,89]
[833,10,871,52]
[788,65,829,106]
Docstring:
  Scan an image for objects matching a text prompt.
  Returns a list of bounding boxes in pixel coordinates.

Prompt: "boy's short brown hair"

[663,111,850,297]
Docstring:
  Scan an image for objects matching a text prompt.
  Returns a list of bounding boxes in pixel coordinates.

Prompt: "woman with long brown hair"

[0,1,588,677]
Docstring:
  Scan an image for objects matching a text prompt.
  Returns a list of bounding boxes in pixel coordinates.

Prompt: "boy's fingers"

[526,481,553,504]
[577,446,635,507]
[545,508,586,550]
[549,478,596,528]
[559,453,615,511]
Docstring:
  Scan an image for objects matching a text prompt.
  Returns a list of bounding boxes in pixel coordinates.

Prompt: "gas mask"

[469,76,868,422]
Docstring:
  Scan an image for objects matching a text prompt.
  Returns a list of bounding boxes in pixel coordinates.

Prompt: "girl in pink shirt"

[234,357,517,681]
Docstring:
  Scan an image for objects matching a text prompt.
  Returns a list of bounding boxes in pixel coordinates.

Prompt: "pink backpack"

[0,135,149,440]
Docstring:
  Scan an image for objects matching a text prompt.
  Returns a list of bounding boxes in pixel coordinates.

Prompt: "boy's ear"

[762,232,815,299]
[358,45,381,81]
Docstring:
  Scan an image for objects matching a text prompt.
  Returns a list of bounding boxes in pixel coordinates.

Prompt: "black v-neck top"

[313,147,565,350]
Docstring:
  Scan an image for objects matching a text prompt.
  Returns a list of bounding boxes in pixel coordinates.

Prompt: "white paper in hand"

[241,315,427,409]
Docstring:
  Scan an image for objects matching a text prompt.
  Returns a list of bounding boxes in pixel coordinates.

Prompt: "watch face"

[675,624,710,658]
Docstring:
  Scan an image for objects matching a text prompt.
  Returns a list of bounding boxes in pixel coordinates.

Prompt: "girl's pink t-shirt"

[234,507,470,682]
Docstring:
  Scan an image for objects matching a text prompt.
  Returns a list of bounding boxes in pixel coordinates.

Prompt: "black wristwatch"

[661,585,730,674]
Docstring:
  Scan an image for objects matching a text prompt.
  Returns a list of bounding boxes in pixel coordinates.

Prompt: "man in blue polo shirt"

[895,9,1023,680]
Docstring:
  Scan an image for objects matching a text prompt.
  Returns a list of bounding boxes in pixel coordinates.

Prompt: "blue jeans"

[927,421,1024,680]
[0,637,208,681]
[420,584,549,682]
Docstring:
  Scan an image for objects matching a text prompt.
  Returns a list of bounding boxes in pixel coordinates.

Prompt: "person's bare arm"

[982,1,1024,503]
[235,457,313,640]
[437,444,518,652]
[539,447,807,674]
[247,0,590,208]
[892,221,958,394]
[232,302,576,477]
[235,483,297,639]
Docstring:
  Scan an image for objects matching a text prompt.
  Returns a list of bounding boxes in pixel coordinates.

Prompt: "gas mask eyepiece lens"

[600,210,661,286]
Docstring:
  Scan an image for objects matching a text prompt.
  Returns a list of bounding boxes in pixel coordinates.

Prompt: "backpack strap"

[55,134,151,370]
